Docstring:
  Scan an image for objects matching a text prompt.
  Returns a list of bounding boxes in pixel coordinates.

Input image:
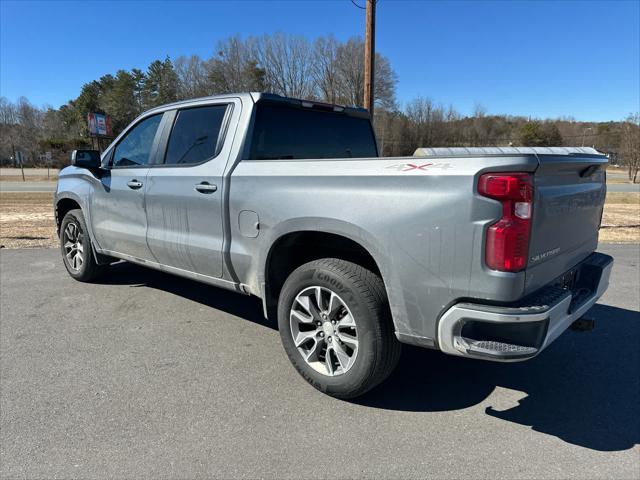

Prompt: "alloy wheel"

[63,221,84,271]
[289,286,359,376]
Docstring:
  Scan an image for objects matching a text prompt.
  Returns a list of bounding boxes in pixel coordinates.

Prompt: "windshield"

[248,103,378,160]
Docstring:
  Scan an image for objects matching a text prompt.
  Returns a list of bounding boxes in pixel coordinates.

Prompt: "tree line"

[1,32,638,181]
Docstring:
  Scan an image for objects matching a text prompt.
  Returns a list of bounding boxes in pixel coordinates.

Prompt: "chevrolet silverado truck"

[55,92,613,398]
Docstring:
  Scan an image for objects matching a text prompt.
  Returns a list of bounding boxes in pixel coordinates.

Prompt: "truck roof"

[143,92,370,118]
[413,146,605,157]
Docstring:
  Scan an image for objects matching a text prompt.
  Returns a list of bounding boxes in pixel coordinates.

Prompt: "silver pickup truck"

[55,92,613,398]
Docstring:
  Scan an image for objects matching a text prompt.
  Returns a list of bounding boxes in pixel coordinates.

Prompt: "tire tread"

[60,209,106,282]
[280,258,401,398]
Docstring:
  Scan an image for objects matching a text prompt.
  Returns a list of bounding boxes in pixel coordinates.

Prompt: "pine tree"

[142,57,178,109]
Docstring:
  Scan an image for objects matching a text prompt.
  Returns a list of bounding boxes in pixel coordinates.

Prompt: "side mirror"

[71,150,102,169]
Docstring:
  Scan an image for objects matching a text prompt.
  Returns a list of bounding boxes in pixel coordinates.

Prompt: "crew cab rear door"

[143,99,238,279]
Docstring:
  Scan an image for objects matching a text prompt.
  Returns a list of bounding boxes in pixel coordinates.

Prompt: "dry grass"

[600,192,640,243]
[0,192,57,249]
[0,175,58,182]
[0,168,59,182]
[604,192,640,205]
[599,227,640,243]
[602,204,640,226]
[0,190,638,250]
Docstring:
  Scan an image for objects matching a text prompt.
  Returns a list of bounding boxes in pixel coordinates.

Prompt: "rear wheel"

[60,209,106,282]
[278,258,401,399]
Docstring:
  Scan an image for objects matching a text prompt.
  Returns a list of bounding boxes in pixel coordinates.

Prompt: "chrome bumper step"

[438,252,613,362]
[457,337,538,360]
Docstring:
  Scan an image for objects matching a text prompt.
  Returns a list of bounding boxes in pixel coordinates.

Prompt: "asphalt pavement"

[0,181,56,192]
[1,245,638,479]
[607,183,640,193]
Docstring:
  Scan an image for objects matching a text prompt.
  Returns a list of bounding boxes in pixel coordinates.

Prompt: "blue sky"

[1,0,638,121]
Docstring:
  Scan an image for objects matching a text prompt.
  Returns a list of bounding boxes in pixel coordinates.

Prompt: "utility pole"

[364,0,376,120]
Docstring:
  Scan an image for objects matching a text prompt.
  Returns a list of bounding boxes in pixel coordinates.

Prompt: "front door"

[144,101,237,278]
[90,113,163,260]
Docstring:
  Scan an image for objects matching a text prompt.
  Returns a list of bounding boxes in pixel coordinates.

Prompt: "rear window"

[248,103,378,160]
[164,105,228,165]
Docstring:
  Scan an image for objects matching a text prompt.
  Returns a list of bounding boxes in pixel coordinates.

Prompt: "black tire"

[59,209,106,282]
[278,258,401,399]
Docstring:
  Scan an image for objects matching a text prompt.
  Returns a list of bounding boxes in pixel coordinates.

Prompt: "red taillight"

[478,173,533,272]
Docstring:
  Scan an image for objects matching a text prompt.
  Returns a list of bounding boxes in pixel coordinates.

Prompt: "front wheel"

[278,258,401,399]
[59,209,106,282]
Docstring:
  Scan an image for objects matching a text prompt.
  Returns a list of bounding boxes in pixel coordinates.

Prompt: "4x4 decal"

[385,162,453,172]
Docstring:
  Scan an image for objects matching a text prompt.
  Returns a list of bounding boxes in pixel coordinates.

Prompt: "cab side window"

[164,105,228,165]
[112,114,162,167]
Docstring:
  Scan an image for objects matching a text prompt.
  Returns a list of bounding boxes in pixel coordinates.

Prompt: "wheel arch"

[55,195,83,236]
[260,222,388,321]
[55,192,110,265]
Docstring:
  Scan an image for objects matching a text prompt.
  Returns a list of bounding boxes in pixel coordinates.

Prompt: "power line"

[350,0,379,10]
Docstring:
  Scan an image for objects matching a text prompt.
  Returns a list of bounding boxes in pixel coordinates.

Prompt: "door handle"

[195,182,218,194]
[127,180,143,190]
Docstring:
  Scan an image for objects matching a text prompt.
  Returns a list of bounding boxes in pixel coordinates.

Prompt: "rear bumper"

[437,252,613,362]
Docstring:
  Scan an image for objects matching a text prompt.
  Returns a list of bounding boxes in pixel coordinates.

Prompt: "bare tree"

[0,97,19,165]
[312,36,340,103]
[332,37,397,109]
[175,55,210,99]
[206,36,265,94]
[620,113,640,183]
[373,54,397,111]
[335,37,365,107]
[406,96,435,146]
[0,96,18,125]
[253,33,314,98]
[16,97,43,164]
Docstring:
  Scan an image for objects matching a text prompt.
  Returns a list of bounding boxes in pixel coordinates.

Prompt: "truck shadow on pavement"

[101,261,274,329]
[357,303,639,453]
[99,262,638,453]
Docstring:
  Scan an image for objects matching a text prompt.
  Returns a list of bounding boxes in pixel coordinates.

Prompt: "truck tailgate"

[525,151,608,294]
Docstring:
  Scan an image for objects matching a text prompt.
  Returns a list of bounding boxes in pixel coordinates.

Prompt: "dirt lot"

[0,192,57,248]
[599,192,640,243]
[1,190,638,249]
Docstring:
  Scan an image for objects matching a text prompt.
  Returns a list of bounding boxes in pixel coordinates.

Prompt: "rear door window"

[164,105,228,165]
